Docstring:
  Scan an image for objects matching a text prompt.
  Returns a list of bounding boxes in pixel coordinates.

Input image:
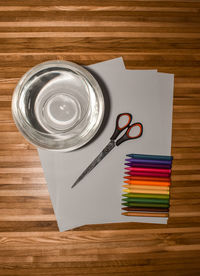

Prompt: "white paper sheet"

[38,58,174,231]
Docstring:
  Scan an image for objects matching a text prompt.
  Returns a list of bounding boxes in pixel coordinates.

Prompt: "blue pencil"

[126,154,173,161]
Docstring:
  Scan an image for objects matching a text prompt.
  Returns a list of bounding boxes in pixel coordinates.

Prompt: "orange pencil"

[124,176,170,182]
[122,212,168,217]
[122,184,169,191]
[124,180,170,187]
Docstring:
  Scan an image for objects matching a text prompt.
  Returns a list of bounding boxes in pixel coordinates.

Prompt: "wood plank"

[0,0,200,274]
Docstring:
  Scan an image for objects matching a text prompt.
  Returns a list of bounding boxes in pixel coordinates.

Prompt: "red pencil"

[125,167,171,174]
[124,175,170,182]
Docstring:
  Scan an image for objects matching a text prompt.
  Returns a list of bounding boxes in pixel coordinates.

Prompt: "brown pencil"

[122,207,169,212]
[122,212,168,217]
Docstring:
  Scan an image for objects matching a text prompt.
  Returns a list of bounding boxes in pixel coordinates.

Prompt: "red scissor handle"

[116,122,143,146]
[126,123,143,139]
[110,113,132,140]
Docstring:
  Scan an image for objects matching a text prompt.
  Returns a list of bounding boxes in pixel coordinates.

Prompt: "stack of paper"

[38,57,174,231]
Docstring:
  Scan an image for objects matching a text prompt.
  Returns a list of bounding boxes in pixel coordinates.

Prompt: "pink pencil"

[125,167,171,174]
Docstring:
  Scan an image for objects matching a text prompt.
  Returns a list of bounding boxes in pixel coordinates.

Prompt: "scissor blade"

[71,140,116,188]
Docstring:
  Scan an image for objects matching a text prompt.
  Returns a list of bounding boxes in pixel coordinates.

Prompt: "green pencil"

[122,202,169,208]
[122,197,169,204]
[122,193,169,199]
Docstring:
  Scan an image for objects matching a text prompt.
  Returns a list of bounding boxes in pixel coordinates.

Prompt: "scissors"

[71,113,143,188]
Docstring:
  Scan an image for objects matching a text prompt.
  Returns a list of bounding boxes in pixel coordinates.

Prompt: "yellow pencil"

[122,189,169,195]
[123,184,169,191]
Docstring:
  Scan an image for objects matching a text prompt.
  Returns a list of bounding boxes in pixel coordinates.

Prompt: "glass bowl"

[12,60,104,151]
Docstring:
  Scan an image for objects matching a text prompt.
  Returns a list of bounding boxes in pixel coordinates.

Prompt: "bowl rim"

[12,60,105,152]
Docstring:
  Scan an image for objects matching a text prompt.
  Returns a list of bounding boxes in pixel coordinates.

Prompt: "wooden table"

[0,1,200,275]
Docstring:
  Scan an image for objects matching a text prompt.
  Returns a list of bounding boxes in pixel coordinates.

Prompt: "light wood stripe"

[0,190,49,196]
[0,21,200,27]
[1,32,200,38]
[0,6,199,12]
[0,168,43,173]
[0,215,55,221]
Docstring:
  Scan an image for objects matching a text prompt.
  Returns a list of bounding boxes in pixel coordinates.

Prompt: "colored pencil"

[121,154,172,217]
[122,207,169,212]
[126,158,172,165]
[125,162,171,169]
[124,180,170,187]
[126,154,173,161]
[124,175,170,182]
[125,171,170,178]
[125,167,171,174]
[122,212,168,217]
[122,198,169,204]
[123,189,169,195]
[122,193,169,199]
[123,184,169,191]
[122,202,169,208]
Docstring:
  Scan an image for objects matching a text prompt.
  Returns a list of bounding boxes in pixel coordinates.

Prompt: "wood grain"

[0,0,200,275]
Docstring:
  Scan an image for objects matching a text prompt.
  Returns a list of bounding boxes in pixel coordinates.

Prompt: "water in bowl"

[20,68,90,135]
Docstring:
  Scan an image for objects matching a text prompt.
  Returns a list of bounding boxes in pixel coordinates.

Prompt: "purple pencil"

[125,162,171,169]
[125,171,171,178]
[125,158,172,166]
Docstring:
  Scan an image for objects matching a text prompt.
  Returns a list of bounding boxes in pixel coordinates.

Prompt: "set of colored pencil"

[122,154,173,218]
